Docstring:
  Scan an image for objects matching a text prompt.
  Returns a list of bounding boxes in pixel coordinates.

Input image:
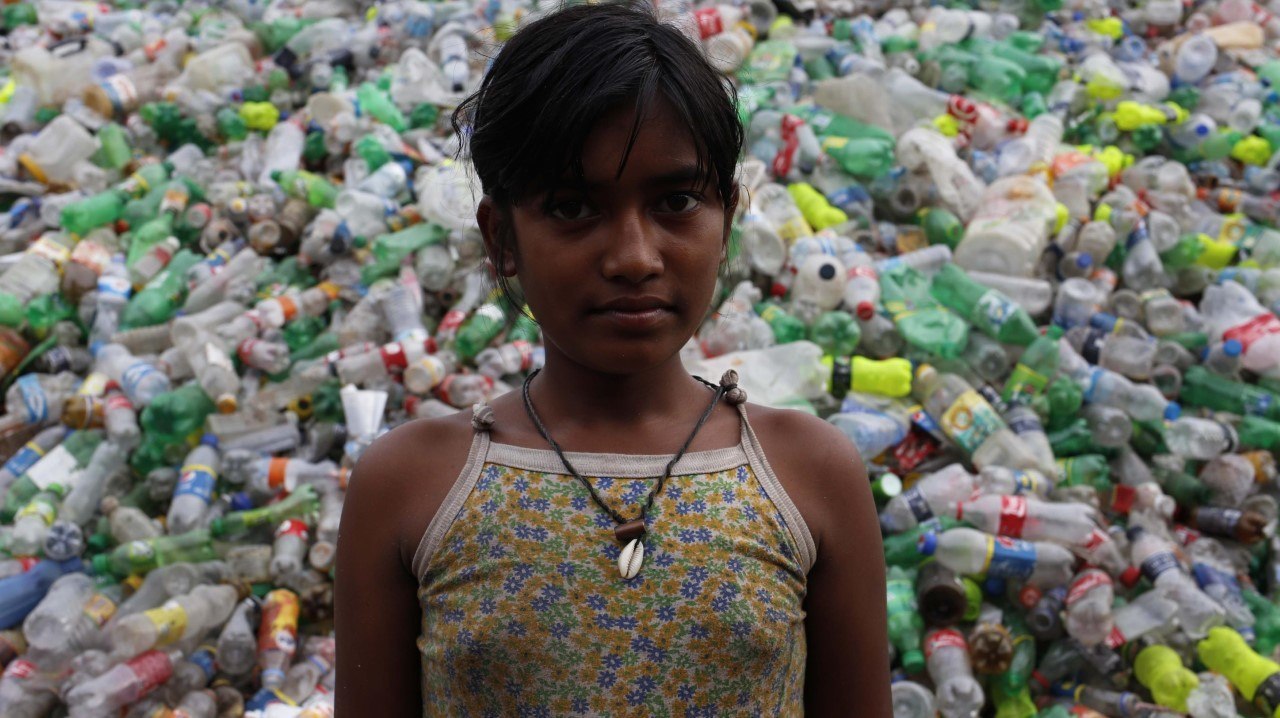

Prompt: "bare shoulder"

[345,408,478,571]
[741,403,869,553]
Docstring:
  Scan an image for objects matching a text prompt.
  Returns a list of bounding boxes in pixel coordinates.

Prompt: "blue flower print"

[513,476,529,493]
[657,605,677,622]
[690,623,710,639]
[571,496,588,511]
[586,594,606,611]
[603,653,623,671]
[597,670,617,689]
[677,684,696,701]
[557,561,575,578]
[572,697,589,713]
[595,477,614,490]
[676,499,707,516]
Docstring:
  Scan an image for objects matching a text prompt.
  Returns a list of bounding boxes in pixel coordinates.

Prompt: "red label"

[1173,524,1201,546]
[998,496,1028,537]
[1083,527,1108,551]
[1018,583,1042,610]
[1066,571,1112,606]
[923,629,967,658]
[127,650,173,695]
[237,339,259,364]
[438,310,465,336]
[1224,313,1280,352]
[5,659,34,679]
[1105,626,1126,649]
[847,265,878,280]
[275,518,308,541]
[1109,484,1135,514]
[694,7,724,38]
[105,393,134,412]
[379,342,409,373]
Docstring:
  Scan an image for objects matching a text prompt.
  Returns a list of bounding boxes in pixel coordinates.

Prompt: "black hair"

[453,0,744,306]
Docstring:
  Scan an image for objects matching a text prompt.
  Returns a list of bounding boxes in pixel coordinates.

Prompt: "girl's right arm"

[335,433,423,717]
[335,415,475,717]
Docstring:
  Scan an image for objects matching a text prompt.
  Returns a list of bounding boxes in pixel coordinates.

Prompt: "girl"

[335,3,890,715]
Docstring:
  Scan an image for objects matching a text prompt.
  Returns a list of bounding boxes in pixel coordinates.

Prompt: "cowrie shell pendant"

[618,538,644,580]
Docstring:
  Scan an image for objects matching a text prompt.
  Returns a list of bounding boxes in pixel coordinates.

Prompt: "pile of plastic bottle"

[10,0,1280,715]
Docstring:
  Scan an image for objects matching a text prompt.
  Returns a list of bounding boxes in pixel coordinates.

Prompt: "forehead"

[573,95,701,186]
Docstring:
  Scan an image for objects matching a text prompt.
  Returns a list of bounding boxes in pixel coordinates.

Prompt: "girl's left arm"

[796,420,892,717]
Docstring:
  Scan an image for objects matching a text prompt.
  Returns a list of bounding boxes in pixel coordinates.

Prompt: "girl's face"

[482,96,733,376]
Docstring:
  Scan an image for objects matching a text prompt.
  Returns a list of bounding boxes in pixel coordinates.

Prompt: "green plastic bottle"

[992,616,1038,718]
[210,484,319,538]
[883,517,961,569]
[1242,589,1280,659]
[61,190,127,237]
[1,3,37,30]
[270,170,337,209]
[807,310,861,357]
[130,384,218,476]
[91,530,219,578]
[1239,416,1280,451]
[756,301,806,344]
[1055,454,1111,491]
[1183,366,1280,421]
[886,567,925,674]
[930,264,1039,346]
[361,223,449,285]
[356,83,407,132]
[880,265,969,359]
[507,309,541,345]
[454,300,508,361]
[92,123,132,171]
[119,250,202,329]
[819,136,896,178]
[1152,465,1212,508]
[1002,326,1062,404]
[919,208,964,249]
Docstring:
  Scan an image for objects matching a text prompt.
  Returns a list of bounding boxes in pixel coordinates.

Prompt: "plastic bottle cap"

[1224,339,1243,357]
[217,395,239,414]
[230,492,254,512]
[982,576,1006,597]
[200,433,219,448]
[209,519,226,537]
[1075,254,1093,269]
[902,649,925,675]
[917,531,938,556]
[91,554,110,576]
[856,301,874,321]
[1120,566,1141,588]
[1163,402,1182,421]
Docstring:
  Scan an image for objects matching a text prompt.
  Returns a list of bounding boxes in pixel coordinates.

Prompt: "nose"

[599,208,663,284]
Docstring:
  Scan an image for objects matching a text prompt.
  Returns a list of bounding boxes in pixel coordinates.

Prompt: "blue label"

[1246,392,1274,417]
[189,648,216,681]
[902,487,933,522]
[1192,563,1239,593]
[15,375,47,424]
[1012,470,1047,496]
[1140,551,1180,582]
[120,361,157,397]
[985,536,1037,580]
[174,468,215,504]
[3,445,43,477]
[1007,413,1043,436]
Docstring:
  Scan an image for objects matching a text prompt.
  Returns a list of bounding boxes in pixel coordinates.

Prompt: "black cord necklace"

[521,368,729,580]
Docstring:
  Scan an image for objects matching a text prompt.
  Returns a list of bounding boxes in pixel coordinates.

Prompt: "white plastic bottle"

[952,495,1099,546]
[167,436,221,536]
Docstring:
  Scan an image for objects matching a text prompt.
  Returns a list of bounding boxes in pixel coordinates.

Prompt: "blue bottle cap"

[1224,339,1243,357]
[200,433,219,448]
[1089,311,1118,332]
[1075,254,1093,269]
[1163,402,1182,422]
[983,576,1006,598]
[229,492,254,512]
[917,531,938,557]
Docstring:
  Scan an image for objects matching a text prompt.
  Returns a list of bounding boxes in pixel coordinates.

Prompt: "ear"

[478,196,518,277]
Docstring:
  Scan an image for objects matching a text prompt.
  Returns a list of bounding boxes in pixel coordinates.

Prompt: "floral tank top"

[412,402,817,717]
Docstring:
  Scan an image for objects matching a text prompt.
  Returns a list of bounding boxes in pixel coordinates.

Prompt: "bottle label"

[923,629,967,658]
[71,241,112,276]
[1066,571,1112,606]
[984,536,1037,580]
[27,445,78,491]
[974,290,1019,336]
[907,404,945,441]
[15,375,49,424]
[694,7,723,38]
[379,342,408,373]
[437,309,466,337]
[127,650,174,694]
[3,441,45,477]
[1194,507,1243,538]
[105,393,134,413]
[276,518,309,542]
[1140,551,1180,582]
[144,601,189,645]
[1011,470,1047,496]
[998,496,1028,537]
[1255,672,1280,715]
[82,592,119,627]
[174,464,216,504]
[4,659,34,680]
[1005,363,1048,403]
[259,590,300,657]
[1104,626,1127,649]
[30,237,70,266]
[15,499,54,526]
[120,361,158,398]
[900,487,933,523]
[1006,412,1044,437]
[267,458,292,491]
[1224,313,1280,352]
[941,390,1003,454]
[1245,392,1274,417]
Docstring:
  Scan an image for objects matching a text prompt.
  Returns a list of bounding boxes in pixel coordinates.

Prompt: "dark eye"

[658,193,702,214]
[547,199,596,221]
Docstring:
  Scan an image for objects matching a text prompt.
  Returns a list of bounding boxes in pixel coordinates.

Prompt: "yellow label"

[145,601,188,645]
[82,593,118,627]
[77,372,110,397]
[14,500,54,526]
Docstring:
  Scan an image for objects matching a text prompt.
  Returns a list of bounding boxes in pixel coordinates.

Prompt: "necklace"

[521,369,730,580]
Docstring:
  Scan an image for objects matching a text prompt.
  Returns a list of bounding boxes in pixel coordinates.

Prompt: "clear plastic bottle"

[879,464,974,533]
[63,649,182,717]
[923,628,985,718]
[94,343,170,408]
[952,494,1099,547]
[106,584,236,660]
[217,596,260,677]
[1122,527,1226,639]
[1164,417,1239,459]
[913,365,1041,471]
[918,527,1075,588]
[1064,568,1114,647]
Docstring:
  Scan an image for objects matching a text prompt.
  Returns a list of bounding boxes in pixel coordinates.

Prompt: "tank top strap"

[411,403,493,581]
[734,402,818,574]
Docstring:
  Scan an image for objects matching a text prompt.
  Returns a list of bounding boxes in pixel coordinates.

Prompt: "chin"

[571,339,687,376]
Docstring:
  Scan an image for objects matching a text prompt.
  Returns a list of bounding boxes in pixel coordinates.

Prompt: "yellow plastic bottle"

[851,356,913,397]
[787,182,848,231]
[1134,645,1199,712]
[1198,626,1280,717]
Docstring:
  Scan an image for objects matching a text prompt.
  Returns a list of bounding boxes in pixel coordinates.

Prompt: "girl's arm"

[762,411,892,716]
[801,425,892,716]
[334,430,428,717]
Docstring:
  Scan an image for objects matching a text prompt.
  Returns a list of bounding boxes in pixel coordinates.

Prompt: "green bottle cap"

[91,554,111,576]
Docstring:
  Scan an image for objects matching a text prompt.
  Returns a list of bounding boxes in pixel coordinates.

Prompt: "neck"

[527,345,708,433]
